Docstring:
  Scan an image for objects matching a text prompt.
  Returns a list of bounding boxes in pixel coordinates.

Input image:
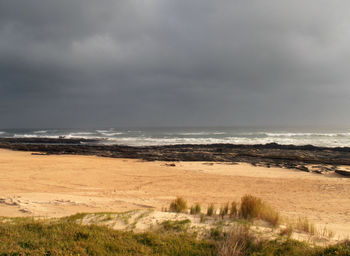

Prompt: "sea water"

[1,127,350,147]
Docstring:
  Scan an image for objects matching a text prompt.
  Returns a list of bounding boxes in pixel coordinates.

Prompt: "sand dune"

[0,149,349,238]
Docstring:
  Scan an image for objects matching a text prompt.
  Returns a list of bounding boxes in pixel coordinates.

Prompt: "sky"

[1,0,350,128]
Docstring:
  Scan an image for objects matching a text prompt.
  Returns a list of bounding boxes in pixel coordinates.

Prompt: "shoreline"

[1,137,350,175]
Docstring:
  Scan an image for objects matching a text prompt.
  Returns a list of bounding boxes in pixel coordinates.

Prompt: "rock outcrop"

[1,138,350,174]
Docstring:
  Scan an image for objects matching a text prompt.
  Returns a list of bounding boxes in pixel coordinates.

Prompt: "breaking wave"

[33,130,48,134]
[3,128,350,147]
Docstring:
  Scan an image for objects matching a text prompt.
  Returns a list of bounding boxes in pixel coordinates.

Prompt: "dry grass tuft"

[240,195,279,227]
[230,201,238,218]
[169,197,187,213]
[260,204,280,227]
[207,204,215,216]
[217,224,253,256]
[295,217,315,235]
[293,217,334,238]
[319,226,335,239]
[190,203,201,215]
[220,203,229,219]
[200,213,206,223]
[239,195,262,219]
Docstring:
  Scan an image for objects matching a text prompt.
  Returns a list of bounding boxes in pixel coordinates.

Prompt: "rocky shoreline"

[1,138,350,176]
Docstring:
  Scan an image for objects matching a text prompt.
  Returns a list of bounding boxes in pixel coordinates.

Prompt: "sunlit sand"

[0,149,349,238]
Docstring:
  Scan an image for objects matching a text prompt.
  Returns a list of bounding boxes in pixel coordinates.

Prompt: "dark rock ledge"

[1,138,350,176]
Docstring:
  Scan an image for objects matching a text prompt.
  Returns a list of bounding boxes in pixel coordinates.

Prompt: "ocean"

[1,127,350,147]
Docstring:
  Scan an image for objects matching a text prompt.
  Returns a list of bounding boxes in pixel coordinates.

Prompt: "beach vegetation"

[319,226,335,239]
[230,201,238,218]
[200,213,207,223]
[217,224,350,256]
[240,194,279,227]
[0,203,349,255]
[207,204,215,216]
[210,226,225,241]
[0,218,214,255]
[295,217,316,235]
[217,224,252,255]
[0,195,346,255]
[219,203,229,219]
[169,197,187,213]
[161,219,191,232]
[190,203,202,215]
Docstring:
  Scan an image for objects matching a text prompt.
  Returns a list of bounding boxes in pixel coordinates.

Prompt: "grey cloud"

[1,0,350,128]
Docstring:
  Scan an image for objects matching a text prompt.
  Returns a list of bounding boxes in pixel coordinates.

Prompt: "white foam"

[13,134,59,139]
[68,132,95,136]
[100,132,123,136]
[264,132,350,137]
[177,132,226,136]
[33,130,48,134]
[8,129,350,148]
[105,136,237,146]
[101,134,350,147]
[14,134,38,138]
[96,129,112,133]
[65,134,99,139]
[177,132,210,135]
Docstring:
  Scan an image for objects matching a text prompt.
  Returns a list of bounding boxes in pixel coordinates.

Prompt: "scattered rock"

[0,198,19,206]
[297,165,309,172]
[32,152,47,155]
[19,208,31,214]
[335,170,350,177]
[2,138,350,174]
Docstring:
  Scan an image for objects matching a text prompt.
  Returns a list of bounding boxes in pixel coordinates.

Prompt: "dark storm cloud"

[1,0,350,128]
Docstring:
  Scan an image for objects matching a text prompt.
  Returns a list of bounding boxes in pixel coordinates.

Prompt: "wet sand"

[0,149,349,238]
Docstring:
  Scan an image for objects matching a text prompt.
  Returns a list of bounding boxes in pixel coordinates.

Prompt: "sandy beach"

[0,148,349,238]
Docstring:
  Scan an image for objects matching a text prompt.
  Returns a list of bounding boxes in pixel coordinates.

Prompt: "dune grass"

[190,203,202,215]
[0,216,349,256]
[217,224,350,256]
[0,218,214,256]
[189,195,279,227]
[230,201,238,218]
[219,203,229,219]
[239,194,280,227]
[0,195,346,255]
[295,217,316,235]
[169,197,188,213]
[207,204,215,217]
[161,219,191,233]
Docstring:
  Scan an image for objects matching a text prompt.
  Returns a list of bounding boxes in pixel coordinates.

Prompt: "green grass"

[0,215,349,255]
[0,218,214,256]
[217,225,350,256]
[161,219,191,232]
[244,239,350,256]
